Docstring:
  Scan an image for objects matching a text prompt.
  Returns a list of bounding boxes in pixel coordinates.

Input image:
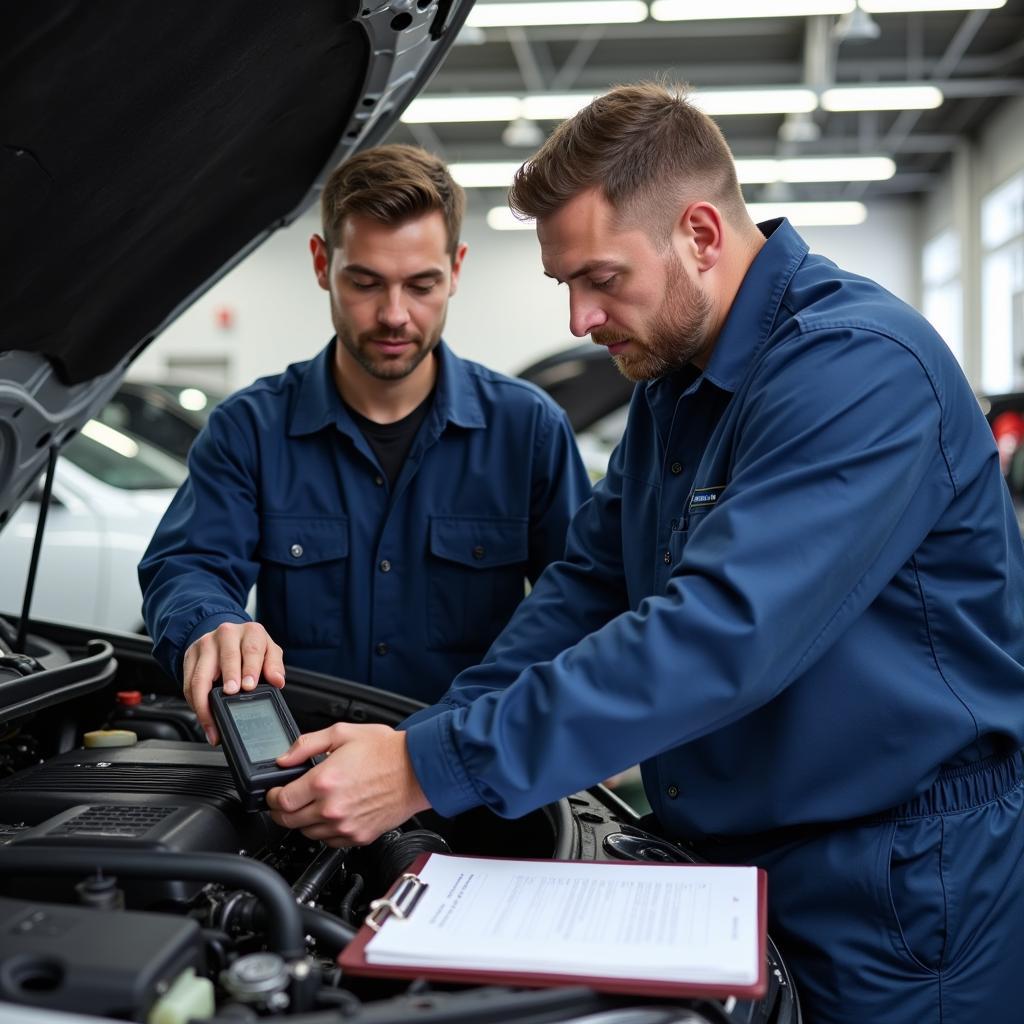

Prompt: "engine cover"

[0,740,280,906]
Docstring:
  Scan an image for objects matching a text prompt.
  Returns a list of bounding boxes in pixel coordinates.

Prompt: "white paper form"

[365,855,760,985]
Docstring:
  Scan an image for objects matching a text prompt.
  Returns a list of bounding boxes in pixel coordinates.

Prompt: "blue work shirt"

[139,340,590,703]
[405,219,1024,838]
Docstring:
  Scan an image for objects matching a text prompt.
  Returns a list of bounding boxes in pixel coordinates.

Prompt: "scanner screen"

[228,699,291,763]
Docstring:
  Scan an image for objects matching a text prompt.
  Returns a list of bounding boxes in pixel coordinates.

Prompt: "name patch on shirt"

[689,486,725,512]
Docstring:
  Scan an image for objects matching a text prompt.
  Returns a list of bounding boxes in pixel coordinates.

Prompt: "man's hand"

[266,724,431,847]
[182,622,286,745]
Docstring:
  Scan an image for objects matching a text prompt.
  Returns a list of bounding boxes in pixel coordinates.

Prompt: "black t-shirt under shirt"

[344,391,434,489]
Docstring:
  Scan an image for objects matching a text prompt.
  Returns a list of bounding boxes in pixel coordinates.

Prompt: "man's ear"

[448,242,469,296]
[310,234,331,291]
[676,202,724,274]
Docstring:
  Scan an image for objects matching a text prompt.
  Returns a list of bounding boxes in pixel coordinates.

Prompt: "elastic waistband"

[880,749,1024,822]
[691,749,1024,854]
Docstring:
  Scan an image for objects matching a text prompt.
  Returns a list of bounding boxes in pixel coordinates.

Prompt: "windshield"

[61,421,188,491]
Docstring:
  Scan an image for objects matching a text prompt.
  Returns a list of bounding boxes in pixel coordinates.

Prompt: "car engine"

[0,622,800,1024]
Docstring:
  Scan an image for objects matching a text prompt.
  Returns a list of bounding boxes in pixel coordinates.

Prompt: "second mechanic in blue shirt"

[139,144,590,740]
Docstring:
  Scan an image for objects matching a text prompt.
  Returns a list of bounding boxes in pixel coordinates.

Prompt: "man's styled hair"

[321,143,465,260]
[508,82,747,236]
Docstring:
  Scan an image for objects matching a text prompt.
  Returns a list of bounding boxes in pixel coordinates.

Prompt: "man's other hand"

[182,622,286,745]
[266,724,431,847]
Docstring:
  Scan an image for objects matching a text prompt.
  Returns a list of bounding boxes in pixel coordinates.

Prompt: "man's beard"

[596,254,714,383]
[333,303,443,382]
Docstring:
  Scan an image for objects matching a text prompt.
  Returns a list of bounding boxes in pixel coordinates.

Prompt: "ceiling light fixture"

[649,0,1002,16]
[746,201,868,225]
[401,95,522,123]
[861,0,1004,12]
[466,0,648,26]
[821,83,943,110]
[487,207,535,231]
[452,162,524,188]
[488,201,870,230]
[460,156,894,190]
[832,3,881,42]
[651,0,854,19]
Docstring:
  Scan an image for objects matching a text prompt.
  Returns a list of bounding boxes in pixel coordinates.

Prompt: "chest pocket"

[257,515,348,649]
[427,515,529,652]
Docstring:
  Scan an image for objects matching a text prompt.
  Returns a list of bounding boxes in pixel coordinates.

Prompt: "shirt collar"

[700,217,809,393]
[288,338,485,439]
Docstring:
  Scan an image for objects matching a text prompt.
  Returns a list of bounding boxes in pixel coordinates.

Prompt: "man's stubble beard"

[608,254,714,383]
[332,297,446,382]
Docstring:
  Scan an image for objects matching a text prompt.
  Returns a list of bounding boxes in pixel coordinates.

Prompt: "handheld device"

[210,684,314,812]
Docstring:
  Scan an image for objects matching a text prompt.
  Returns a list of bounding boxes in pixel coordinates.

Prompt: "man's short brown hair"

[508,82,746,237]
[321,143,465,260]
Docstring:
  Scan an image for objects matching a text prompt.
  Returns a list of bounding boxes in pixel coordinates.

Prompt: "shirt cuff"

[177,611,251,678]
[404,709,483,818]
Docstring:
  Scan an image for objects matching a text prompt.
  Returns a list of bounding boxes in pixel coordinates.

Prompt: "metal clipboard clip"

[365,872,429,933]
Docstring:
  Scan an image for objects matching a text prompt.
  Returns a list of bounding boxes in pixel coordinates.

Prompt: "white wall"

[919,95,1024,390]
[131,199,920,389]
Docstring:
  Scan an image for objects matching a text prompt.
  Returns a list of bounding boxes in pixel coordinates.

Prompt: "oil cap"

[83,729,138,748]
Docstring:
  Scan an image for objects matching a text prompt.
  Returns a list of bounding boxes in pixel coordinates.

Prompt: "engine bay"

[0,622,799,1024]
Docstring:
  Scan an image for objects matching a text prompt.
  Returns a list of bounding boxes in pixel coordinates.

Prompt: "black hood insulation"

[0,1,366,384]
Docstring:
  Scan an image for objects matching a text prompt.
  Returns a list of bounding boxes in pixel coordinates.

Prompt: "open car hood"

[0,0,473,530]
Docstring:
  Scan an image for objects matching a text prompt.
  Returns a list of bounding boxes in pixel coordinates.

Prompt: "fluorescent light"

[487,207,535,231]
[747,201,867,226]
[462,156,894,190]
[652,0,853,20]
[407,88,819,124]
[649,0,1001,15]
[522,93,596,120]
[467,1,647,26]
[692,88,818,116]
[492,200,869,229]
[451,162,523,188]
[402,95,522,123]
[821,84,943,111]
[776,155,896,182]
[735,156,895,183]
[82,420,140,458]
[861,0,1004,11]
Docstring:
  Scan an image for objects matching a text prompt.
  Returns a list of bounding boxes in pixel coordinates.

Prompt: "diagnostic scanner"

[210,684,314,812]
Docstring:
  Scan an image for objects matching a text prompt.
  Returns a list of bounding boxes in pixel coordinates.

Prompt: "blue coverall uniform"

[139,340,590,703]
[403,220,1024,1022]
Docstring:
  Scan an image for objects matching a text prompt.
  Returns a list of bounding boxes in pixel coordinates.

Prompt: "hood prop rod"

[15,445,58,654]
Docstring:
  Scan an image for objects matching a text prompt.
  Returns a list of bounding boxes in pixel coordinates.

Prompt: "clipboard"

[339,853,768,1000]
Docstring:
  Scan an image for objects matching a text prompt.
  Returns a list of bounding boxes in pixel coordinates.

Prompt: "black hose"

[336,872,366,925]
[292,845,347,904]
[0,848,305,959]
[299,904,357,952]
[223,895,357,953]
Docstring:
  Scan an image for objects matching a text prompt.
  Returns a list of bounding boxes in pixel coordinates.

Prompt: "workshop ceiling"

[384,1,1024,214]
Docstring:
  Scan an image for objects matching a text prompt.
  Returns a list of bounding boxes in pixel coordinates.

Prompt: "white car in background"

[0,420,186,633]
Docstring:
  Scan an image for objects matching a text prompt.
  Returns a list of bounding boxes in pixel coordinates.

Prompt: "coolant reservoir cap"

[83,729,138,748]
[116,690,143,706]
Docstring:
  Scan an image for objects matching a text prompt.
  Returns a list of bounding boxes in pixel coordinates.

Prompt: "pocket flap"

[259,515,349,566]
[429,516,528,569]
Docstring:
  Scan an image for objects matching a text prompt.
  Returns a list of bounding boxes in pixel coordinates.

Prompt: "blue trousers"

[691,751,1024,1024]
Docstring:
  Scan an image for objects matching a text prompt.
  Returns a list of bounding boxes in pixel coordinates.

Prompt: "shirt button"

[374,475,384,487]
[375,642,388,656]
[289,544,303,559]
[472,545,486,560]
[663,550,671,565]
[670,462,683,475]
[379,559,391,573]
[666,785,679,799]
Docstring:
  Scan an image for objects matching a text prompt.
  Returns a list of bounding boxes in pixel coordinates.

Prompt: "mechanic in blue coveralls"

[264,86,1024,1023]
[139,144,590,743]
